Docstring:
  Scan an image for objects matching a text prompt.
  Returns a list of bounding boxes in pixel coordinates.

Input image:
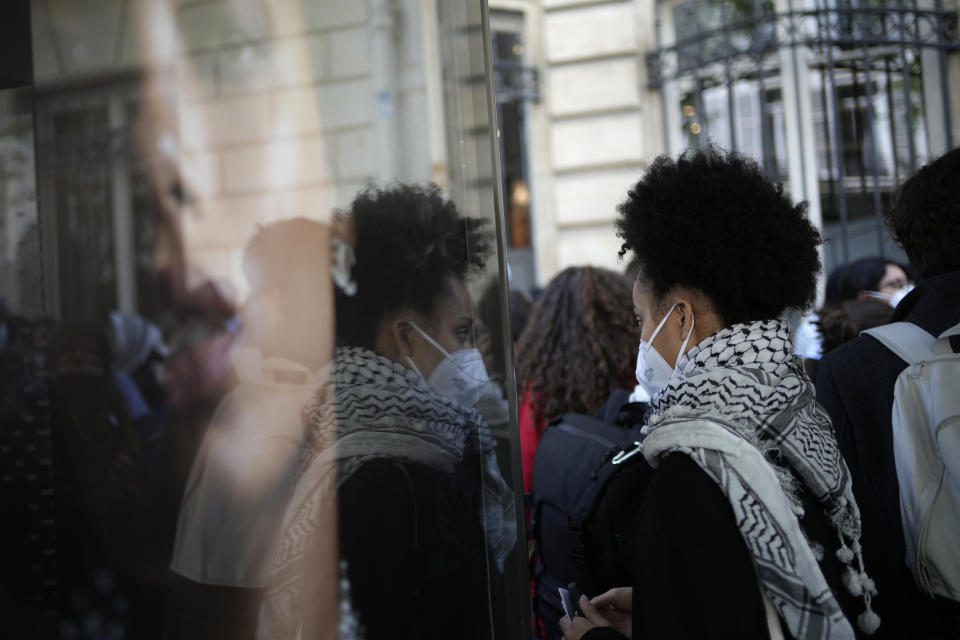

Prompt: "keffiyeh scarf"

[642,319,879,639]
[258,346,516,640]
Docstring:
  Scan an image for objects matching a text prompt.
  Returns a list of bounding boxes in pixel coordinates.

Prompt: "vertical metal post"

[693,75,707,149]
[757,54,773,173]
[754,0,773,172]
[687,4,708,148]
[723,0,738,151]
[861,50,887,256]
[819,66,837,224]
[850,60,870,198]
[935,0,954,149]
[897,3,918,173]
[885,57,902,186]
[820,0,851,262]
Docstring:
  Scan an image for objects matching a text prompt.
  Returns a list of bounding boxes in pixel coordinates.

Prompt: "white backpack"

[863,321,960,601]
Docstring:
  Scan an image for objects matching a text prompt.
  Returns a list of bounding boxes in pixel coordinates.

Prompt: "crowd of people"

[3,135,958,640]
[521,146,960,640]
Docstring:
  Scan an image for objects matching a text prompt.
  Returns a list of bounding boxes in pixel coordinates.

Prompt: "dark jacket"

[582,453,864,640]
[338,455,500,639]
[817,270,960,638]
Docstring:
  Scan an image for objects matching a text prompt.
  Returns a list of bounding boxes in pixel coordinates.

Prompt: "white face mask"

[635,303,695,399]
[404,322,489,408]
[864,284,914,308]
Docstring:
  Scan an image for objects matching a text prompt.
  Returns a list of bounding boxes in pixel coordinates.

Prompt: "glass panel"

[5,1,526,638]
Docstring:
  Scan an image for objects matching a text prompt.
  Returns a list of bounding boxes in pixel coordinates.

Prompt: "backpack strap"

[863,322,936,365]
[559,415,626,449]
[597,389,632,423]
[935,321,960,356]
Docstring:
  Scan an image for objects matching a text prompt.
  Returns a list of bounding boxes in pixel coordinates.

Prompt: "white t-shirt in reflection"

[170,348,324,588]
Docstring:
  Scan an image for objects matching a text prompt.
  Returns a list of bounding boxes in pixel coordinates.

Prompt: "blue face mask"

[634,304,695,398]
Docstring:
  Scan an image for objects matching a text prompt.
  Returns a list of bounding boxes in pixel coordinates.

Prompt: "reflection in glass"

[264,185,515,639]
[5,1,526,638]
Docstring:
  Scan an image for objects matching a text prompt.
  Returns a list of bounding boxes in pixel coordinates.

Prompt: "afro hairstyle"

[616,145,821,324]
[334,183,491,348]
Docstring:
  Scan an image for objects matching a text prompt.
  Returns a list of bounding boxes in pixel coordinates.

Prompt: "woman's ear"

[675,298,694,332]
[393,320,414,356]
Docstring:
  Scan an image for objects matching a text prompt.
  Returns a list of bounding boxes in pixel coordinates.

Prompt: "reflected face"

[135,0,336,401]
[137,0,334,317]
[407,277,475,380]
[877,264,909,295]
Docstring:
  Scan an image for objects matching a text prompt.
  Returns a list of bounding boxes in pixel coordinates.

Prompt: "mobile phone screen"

[558,587,575,621]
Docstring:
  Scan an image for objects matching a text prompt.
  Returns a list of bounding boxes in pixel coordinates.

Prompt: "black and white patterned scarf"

[642,319,879,639]
[258,346,516,640]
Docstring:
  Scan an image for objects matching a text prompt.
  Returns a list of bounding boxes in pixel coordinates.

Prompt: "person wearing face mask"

[817,148,960,639]
[836,257,914,309]
[259,184,517,640]
[561,147,884,640]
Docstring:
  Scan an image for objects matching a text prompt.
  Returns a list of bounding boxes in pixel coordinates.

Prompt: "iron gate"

[646,0,959,272]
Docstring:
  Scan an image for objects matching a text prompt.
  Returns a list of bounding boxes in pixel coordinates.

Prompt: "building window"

[649,0,957,272]
[491,10,539,290]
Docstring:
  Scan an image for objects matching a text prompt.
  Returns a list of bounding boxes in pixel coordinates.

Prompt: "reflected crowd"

[2,2,960,640]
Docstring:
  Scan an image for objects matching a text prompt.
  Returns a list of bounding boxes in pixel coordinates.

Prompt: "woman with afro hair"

[260,184,516,640]
[562,147,882,640]
[515,266,640,493]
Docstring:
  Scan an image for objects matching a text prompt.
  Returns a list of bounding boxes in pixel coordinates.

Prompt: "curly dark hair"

[816,299,893,355]
[885,147,960,280]
[516,266,639,426]
[616,146,821,323]
[335,184,491,348]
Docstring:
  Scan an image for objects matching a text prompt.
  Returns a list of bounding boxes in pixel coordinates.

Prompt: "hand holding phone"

[558,587,575,621]
[559,582,585,621]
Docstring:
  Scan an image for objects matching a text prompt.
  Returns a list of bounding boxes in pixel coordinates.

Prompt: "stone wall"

[491,0,663,284]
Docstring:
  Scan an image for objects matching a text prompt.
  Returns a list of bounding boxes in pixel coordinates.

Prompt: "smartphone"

[558,587,575,621]
[567,581,584,617]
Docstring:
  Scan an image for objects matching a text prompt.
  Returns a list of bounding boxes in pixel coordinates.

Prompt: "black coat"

[338,455,501,639]
[582,453,864,640]
[816,270,960,638]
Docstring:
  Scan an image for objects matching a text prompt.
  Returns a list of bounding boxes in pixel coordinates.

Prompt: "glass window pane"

[6,2,526,638]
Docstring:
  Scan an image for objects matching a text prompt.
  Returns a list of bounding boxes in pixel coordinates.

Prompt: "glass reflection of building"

[1,1,529,638]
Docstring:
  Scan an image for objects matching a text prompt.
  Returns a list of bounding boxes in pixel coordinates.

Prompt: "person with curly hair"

[562,147,880,640]
[817,147,960,638]
[260,184,517,640]
[815,299,893,356]
[515,266,640,492]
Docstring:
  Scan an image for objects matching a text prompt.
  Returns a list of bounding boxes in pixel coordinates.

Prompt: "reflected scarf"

[258,346,516,640]
[642,319,879,639]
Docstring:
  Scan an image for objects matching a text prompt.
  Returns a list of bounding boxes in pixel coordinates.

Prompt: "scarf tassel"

[857,607,882,635]
[836,532,882,635]
[836,544,855,564]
